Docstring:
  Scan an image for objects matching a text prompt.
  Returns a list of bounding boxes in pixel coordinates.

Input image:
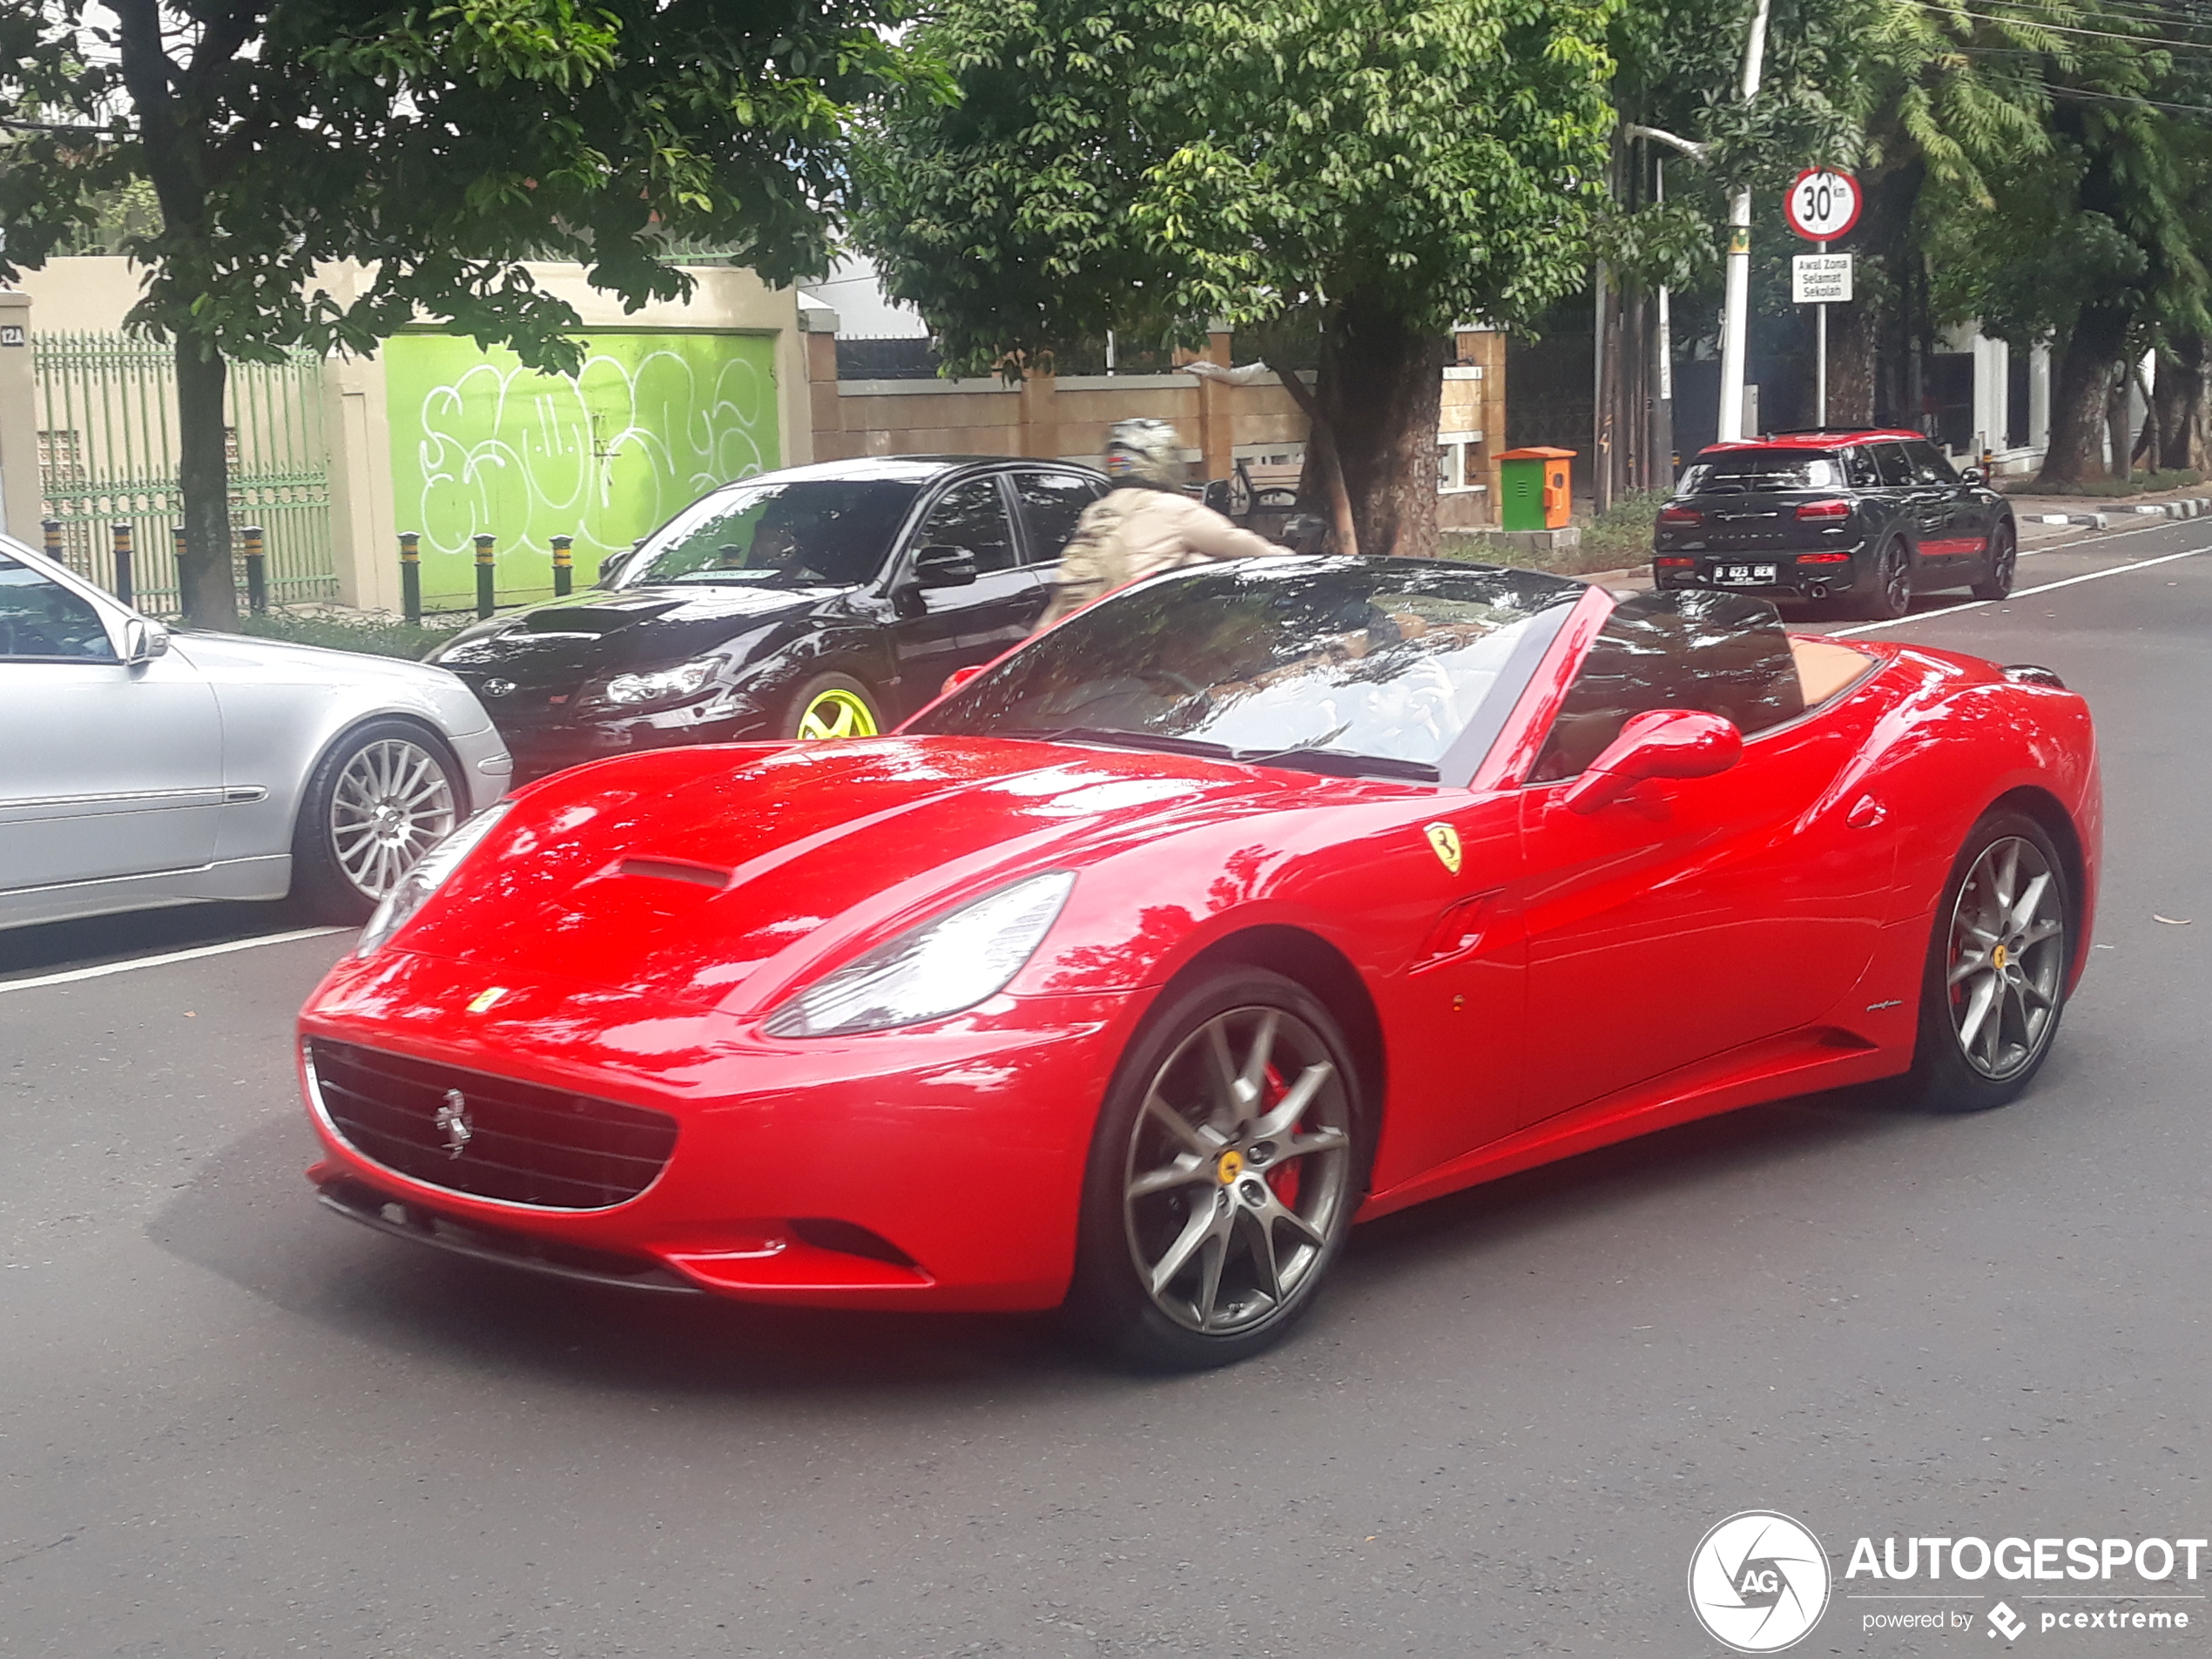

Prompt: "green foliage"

[225,610,473,661]
[853,0,1620,374]
[0,0,919,373]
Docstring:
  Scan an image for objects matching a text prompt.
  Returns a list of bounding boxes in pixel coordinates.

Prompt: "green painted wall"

[384,330,779,604]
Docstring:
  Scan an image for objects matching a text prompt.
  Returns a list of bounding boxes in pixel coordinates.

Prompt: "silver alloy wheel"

[1121,1005,1353,1335]
[328,737,458,900]
[1881,542,1912,613]
[1945,835,2067,1080]
[1989,528,2017,590]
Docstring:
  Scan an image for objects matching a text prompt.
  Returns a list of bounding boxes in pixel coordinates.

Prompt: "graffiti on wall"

[384,330,779,602]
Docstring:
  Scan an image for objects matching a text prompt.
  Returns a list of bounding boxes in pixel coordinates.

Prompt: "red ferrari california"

[298,556,2099,1369]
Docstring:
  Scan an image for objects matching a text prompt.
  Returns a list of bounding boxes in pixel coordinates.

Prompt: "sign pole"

[1817,239,1828,428]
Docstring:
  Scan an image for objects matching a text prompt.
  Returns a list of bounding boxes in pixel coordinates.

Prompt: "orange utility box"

[1497,447,1575,530]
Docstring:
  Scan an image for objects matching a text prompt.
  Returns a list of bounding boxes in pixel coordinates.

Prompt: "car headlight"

[591,657,722,709]
[354,803,513,957]
[763,871,1076,1037]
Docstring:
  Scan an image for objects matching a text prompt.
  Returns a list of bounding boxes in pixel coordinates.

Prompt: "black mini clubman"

[1650,428,2019,621]
[428,456,1107,783]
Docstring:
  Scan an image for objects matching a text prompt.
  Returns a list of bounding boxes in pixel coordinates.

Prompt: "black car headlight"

[763,872,1076,1037]
[581,655,728,711]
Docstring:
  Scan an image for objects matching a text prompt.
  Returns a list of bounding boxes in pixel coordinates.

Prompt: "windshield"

[1678,450,1843,495]
[913,557,1581,778]
[617,478,922,590]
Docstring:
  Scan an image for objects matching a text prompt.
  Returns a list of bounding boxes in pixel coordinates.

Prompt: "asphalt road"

[5,521,2209,1658]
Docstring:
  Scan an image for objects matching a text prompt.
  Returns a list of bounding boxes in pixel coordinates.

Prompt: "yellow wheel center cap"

[1992,943,2010,971]
[1216,1149,1244,1185]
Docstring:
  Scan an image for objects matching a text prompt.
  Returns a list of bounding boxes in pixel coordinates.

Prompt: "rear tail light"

[1657,505,1703,527]
[1798,551,1852,564]
[1654,556,1695,569]
[1796,498,1851,521]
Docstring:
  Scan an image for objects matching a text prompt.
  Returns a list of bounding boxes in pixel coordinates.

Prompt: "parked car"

[427,456,1109,782]
[1651,428,2019,620]
[297,559,2095,1370]
[0,536,509,934]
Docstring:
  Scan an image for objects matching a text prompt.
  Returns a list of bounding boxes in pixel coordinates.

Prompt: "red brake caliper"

[1260,1062,1301,1209]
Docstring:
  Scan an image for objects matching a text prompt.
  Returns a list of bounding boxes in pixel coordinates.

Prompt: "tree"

[0,0,910,626]
[853,0,1616,558]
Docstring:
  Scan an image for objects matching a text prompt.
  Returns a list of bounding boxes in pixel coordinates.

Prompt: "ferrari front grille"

[306,1039,678,1211]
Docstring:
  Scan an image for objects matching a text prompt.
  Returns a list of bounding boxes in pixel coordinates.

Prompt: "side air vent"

[2001,664,2067,690]
[618,857,732,889]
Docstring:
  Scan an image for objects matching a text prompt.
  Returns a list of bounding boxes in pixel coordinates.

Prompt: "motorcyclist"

[1032,417,1286,632]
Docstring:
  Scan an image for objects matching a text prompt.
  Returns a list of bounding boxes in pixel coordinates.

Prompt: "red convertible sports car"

[298,556,2100,1369]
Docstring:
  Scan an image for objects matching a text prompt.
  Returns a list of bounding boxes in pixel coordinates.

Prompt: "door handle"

[1846,793,1886,829]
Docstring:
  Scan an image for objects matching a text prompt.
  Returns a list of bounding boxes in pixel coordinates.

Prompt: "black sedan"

[1649,428,2019,620]
[428,456,1106,781]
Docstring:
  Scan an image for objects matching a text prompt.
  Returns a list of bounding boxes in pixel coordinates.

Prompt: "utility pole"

[1715,0,1774,442]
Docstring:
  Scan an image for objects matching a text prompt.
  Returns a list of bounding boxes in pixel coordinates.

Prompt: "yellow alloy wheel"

[795,687,879,741]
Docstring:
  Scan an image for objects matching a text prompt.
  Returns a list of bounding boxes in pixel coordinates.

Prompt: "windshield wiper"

[995,725,1239,759]
[1231,745,1439,781]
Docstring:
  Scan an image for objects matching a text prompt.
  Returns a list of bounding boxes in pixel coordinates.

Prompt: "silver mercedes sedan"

[1,536,510,934]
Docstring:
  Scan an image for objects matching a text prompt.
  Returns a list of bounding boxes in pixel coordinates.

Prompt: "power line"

[1911,0,2212,50]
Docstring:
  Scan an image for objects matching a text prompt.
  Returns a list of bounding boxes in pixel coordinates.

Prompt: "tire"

[1894,810,2074,1112]
[1857,537,1914,620]
[289,719,466,925]
[783,672,882,742]
[1065,968,1370,1372]
[1971,521,2019,600]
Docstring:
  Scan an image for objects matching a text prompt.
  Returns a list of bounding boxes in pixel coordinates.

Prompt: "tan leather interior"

[1791,637,1877,707]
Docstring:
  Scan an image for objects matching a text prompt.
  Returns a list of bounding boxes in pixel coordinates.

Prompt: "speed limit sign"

[1784,169,1861,241]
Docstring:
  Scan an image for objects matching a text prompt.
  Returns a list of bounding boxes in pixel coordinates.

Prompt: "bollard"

[551,535,574,598]
[399,531,422,625]
[111,522,135,608]
[473,533,496,619]
[42,518,64,565]
[240,524,267,615]
[173,525,188,613]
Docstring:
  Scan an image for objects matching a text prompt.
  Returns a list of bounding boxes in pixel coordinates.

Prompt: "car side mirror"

[121,617,171,665]
[911,544,978,589]
[1562,708,1742,815]
[1959,466,1986,486]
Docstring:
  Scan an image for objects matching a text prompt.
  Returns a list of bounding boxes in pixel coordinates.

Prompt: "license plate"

[1713,563,1777,585]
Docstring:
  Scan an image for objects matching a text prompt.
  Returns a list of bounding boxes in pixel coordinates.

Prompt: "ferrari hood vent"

[617,856,733,890]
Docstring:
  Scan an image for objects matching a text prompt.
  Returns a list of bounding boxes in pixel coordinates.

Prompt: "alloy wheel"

[1881,543,1912,614]
[1945,835,2067,1080]
[328,737,459,900]
[795,687,878,740]
[1120,1005,1353,1336]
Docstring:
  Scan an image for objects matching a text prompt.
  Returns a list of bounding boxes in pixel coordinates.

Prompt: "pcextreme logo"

[1689,1511,1832,1653]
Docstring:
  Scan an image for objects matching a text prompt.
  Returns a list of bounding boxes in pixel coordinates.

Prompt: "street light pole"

[1715,0,1774,443]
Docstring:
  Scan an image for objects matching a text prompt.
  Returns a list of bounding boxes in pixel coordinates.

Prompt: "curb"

[2022,496,2212,530]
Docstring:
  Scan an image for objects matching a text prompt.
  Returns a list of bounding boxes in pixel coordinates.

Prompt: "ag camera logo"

[1689,1511,1832,1653]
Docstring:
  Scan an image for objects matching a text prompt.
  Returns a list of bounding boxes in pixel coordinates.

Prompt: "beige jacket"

[1035,488,1283,631]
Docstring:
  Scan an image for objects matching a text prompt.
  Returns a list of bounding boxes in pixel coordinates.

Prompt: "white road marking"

[1829,541,2212,638]
[0,927,348,995]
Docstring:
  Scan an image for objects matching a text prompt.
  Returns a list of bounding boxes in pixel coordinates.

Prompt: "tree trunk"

[1271,356,1359,556]
[2036,306,2128,487]
[174,341,239,628]
[2105,369,2132,482]
[1828,302,1877,427]
[1320,294,1444,558]
[2155,336,2204,471]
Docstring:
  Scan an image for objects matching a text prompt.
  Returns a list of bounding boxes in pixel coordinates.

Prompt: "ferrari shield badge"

[1424,823,1463,874]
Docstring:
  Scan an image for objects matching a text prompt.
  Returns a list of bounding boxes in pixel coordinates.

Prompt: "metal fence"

[32,331,338,614]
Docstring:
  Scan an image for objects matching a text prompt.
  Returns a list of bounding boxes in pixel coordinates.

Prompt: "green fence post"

[474,533,496,619]
[551,535,573,598]
[399,531,421,624]
[240,525,268,615]
[111,522,135,608]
